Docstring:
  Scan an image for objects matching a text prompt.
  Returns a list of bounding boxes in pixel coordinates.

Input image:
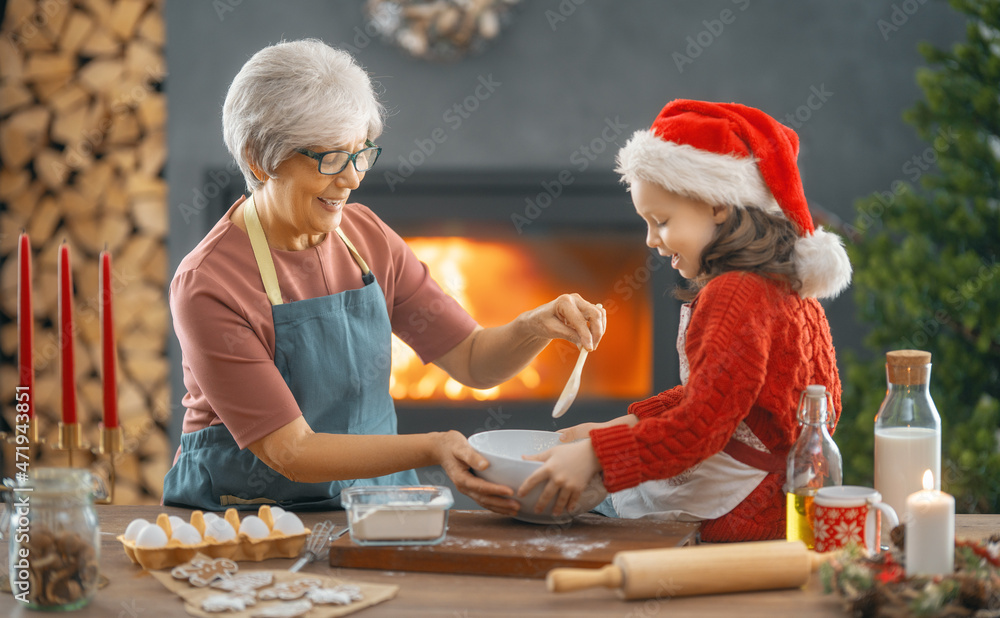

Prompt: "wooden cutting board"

[329,510,700,578]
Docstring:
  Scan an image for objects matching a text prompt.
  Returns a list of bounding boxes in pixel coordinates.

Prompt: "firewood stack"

[0,0,170,503]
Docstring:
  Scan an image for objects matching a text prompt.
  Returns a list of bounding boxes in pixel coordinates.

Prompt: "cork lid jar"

[886,349,932,385]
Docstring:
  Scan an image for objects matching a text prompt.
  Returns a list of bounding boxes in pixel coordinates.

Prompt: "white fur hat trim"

[616,130,784,216]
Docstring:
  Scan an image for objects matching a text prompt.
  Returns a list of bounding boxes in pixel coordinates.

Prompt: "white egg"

[168,515,186,530]
[124,518,150,542]
[239,515,270,539]
[269,506,286,518]
[204,518,236,542]
[202,512,221,526]
[135,524,168,548]
[272,512,304,536]
[171,522,203,545]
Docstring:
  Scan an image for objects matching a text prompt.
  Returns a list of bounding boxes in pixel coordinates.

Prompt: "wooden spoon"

[552,348,589,418]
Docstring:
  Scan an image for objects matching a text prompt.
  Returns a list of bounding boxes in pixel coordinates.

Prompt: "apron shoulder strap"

[722,438,786,474]
[334,227,372,277]
[244,194,284,306]
[244,195,374,307]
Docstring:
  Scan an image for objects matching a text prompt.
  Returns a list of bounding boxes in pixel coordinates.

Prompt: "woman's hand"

[433,294,606,389]
[517,439,603,517]
[557,414,639,443]
[520,294,607,352]
[433,430,520,516]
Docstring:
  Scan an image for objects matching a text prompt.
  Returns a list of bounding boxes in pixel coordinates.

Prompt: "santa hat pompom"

[794,227,852,299]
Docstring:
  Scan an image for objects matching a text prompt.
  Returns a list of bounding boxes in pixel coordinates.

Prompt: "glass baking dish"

[340,486,454,546]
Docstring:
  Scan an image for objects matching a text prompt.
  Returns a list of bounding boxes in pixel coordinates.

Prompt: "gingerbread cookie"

[170,557,238,587]
[257,577,321,600]
[211,571,274,594]
[201,592,257,612]
[305,584,363,605]
[250,599,312,618]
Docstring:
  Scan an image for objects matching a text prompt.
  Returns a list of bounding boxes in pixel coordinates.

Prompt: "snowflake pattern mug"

[812,486,899,554]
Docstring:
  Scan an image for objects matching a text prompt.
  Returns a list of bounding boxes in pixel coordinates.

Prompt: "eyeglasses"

[295,140,382,175]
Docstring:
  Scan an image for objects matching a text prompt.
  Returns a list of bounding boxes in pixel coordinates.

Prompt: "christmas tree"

[838,0,999,513]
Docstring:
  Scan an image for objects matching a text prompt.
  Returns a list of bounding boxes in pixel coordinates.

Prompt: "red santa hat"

[616,99,851,299]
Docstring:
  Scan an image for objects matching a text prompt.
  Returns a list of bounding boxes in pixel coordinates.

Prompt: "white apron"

[611,303,782,522]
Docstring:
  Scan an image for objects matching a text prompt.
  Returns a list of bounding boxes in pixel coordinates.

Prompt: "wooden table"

[2,506,997,617]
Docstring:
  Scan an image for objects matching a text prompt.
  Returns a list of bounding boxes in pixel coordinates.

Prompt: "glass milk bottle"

[786,385,843,548]
[874,350,941,533]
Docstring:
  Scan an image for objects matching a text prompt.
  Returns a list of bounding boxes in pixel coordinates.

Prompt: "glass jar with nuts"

[5,468,106,610]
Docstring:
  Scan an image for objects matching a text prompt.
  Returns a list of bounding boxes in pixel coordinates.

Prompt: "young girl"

[518,99,852,542]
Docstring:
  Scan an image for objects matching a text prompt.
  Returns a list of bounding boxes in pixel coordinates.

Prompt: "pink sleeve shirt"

[170,197,479,449]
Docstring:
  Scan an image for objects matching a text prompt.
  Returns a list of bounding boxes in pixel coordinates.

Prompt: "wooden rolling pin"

[547,540,829,600]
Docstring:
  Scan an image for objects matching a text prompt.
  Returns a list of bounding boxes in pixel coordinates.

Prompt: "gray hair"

[223,39,385,193]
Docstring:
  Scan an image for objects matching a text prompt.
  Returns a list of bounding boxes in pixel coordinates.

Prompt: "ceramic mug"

[812,486,899,553]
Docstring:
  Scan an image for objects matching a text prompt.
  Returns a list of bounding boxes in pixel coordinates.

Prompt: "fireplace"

[391,233,655,402]
[199,169,681,437]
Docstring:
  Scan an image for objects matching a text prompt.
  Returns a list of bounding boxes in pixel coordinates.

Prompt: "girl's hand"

[433,431,520,515]
[517,439,603,517]
[557,414,639,443]
[557,422,606,444]
[519,294,606,352]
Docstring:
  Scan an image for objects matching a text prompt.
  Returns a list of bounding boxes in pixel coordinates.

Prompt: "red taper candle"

[99,248,118,429]
[18,232,34,419]
[58,241,77,425]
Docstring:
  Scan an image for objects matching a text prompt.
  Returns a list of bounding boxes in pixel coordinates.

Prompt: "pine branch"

[942,316,1000,357]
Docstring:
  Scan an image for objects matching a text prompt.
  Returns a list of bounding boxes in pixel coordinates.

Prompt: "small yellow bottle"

[785,385,842,549]
[785,490,816,547]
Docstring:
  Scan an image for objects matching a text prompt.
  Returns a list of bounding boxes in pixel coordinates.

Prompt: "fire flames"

[390,236,652,402]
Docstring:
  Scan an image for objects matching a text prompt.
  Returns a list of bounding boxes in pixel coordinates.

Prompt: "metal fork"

[289,520,338,573]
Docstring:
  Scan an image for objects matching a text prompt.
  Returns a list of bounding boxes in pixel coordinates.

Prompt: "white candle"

[905,470,955,577]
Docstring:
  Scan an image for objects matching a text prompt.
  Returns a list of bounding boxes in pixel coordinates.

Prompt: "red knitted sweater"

[589,271,841,542]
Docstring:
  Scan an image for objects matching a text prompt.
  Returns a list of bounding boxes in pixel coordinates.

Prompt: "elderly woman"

[163,39,606,512]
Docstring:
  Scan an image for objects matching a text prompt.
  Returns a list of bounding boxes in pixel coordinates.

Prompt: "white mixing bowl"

[468,429,607,524]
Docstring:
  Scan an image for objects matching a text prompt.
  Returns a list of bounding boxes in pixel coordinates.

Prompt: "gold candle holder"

[1,417,43,475]
[2,417,42,443]
[98,425,123,455]
[23,417,41,444]
[93,425,124,505]
[54,422,85,467]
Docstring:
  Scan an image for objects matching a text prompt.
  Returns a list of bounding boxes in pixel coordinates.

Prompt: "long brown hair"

[675,206,802,302]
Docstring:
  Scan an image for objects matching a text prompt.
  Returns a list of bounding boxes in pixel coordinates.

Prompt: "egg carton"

[118,505,309,570]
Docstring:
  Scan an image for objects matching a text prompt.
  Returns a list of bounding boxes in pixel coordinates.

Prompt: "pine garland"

[821,530,1000,617]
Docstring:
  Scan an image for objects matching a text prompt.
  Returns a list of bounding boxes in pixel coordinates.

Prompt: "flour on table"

[448,538,500,550]
[519,535,610,559]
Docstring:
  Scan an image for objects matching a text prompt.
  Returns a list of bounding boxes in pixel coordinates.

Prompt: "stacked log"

[0,0,169,504]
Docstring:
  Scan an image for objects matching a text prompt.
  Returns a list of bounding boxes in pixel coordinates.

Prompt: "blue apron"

[163,195,418,511]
